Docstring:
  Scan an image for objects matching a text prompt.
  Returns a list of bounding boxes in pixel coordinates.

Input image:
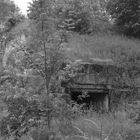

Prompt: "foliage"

[107,0,140,37]
[56,0,110,34]
[0,0,24,30]
[0,95,41,138]
[28,0,110,34]
[1,0,80,139]
[55,0,92,34]
[0,0,25,55]
[1,0,140,139]
[0,0,18,21]
[0,91,81,139]
[27,0,55,21]
[73,112,140,140]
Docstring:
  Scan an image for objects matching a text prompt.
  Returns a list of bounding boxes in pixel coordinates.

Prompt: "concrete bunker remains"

[63,58,116,111]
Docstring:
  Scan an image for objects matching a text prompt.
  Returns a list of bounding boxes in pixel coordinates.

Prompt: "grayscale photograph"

[0,0,140,140]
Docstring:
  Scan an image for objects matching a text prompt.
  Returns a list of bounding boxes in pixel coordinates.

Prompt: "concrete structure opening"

[71,91,109,111]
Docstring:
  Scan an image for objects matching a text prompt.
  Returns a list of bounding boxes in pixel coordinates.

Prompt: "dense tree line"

[28,0,110,34]
[27,0,140,37]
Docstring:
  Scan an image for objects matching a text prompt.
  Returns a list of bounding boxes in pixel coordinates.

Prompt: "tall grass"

[66,33,140,62]
[73,111,140,140]
[29,110,140,140]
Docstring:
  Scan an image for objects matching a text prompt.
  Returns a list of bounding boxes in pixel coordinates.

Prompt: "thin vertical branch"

[41,13,51,130]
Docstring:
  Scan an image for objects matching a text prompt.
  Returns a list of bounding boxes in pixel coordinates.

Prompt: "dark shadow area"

[71,90,109,111]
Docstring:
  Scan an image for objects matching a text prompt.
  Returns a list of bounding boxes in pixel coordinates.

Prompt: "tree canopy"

[0,0,24,29]
[107,0,140,37]
[28,0,110,34]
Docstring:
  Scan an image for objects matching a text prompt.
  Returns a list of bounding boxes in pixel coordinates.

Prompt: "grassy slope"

[66,33,140,63]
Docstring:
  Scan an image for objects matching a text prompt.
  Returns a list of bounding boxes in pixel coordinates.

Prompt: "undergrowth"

[29,110,140,140]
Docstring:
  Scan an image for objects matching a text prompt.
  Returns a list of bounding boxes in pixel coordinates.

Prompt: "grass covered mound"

[66,33,140,62]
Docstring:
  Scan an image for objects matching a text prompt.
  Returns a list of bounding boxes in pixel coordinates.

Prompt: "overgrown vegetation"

[107,0,140,37]
[0,0,140,140]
